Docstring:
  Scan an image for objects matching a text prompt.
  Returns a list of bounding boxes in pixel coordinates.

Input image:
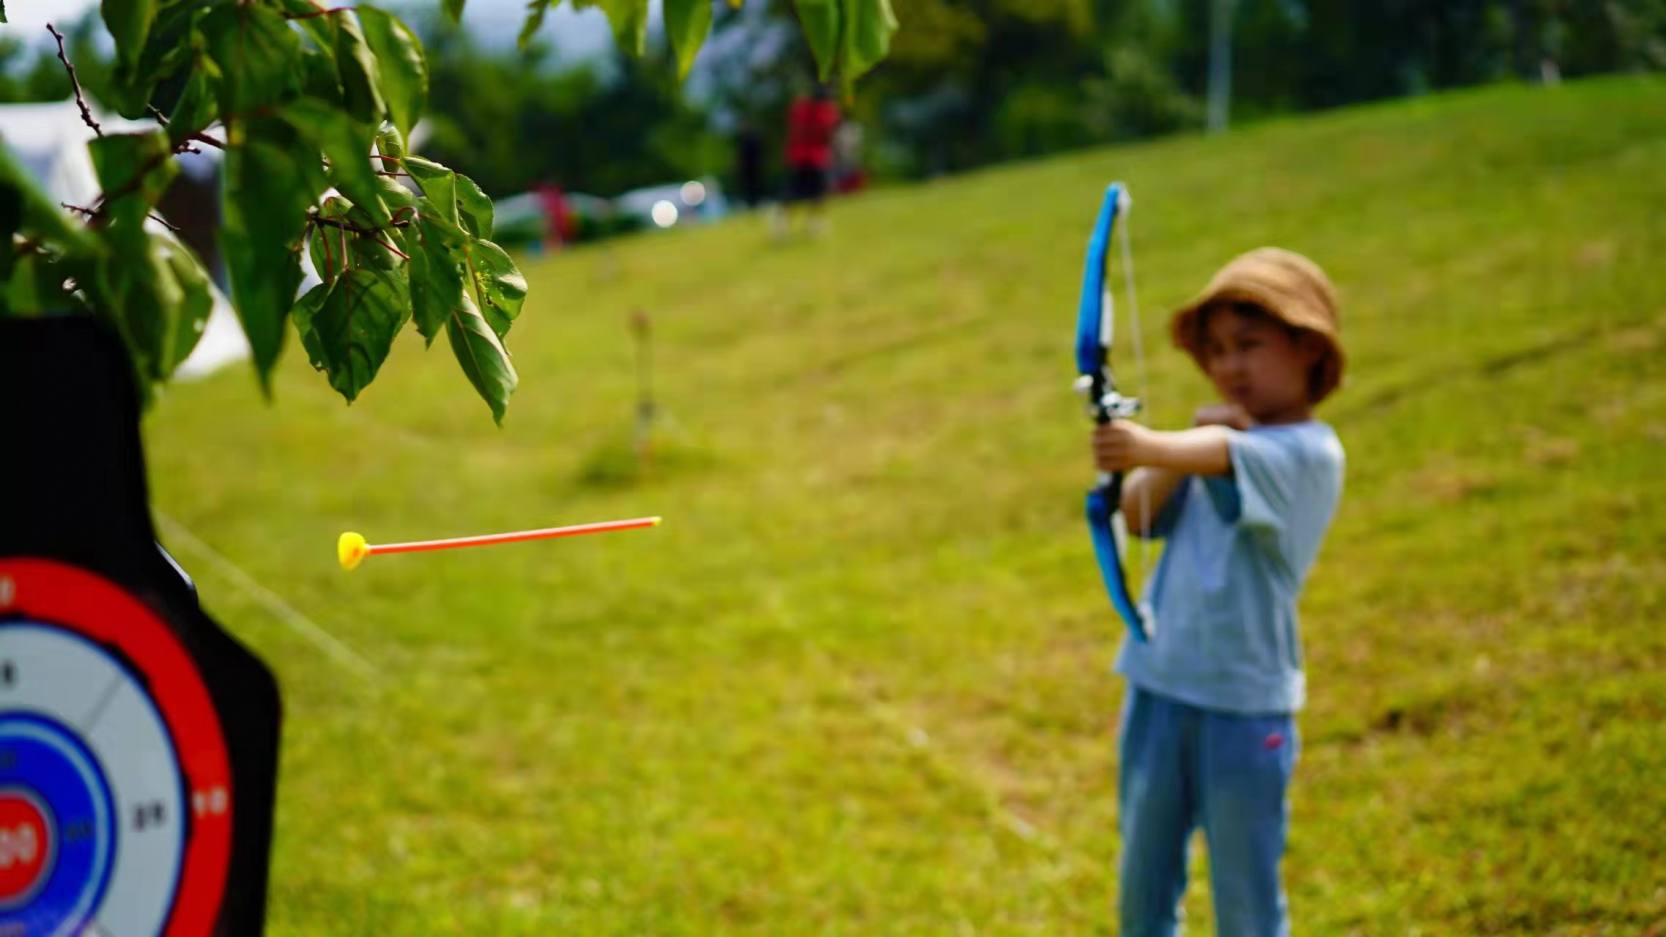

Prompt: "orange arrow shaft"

[365,517,661,556]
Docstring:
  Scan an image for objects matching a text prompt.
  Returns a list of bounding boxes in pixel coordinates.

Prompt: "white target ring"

[0,625,187,936]
[0,560,235,937]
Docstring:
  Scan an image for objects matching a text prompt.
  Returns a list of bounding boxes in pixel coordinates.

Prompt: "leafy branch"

[1,0,895,422]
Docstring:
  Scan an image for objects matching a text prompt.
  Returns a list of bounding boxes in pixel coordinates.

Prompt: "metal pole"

[1206,0,1235,134]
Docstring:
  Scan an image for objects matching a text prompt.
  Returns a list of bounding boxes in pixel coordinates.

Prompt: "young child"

[1090,247,1346,936]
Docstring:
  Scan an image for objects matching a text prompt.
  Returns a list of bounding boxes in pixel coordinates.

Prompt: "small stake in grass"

[631,308,656,465]
[337,517,662,571]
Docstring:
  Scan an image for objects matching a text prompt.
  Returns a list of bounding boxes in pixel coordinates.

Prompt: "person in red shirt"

[778,82,840,237]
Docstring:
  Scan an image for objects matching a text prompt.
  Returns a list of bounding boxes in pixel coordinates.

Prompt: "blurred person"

[536,183,576,249]
[1091,248,1347,937]
[735,118,765,210]
[832,120,867,194]
[776,82,839,238]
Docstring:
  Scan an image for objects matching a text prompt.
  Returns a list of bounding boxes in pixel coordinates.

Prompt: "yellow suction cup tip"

[338,531,368,571]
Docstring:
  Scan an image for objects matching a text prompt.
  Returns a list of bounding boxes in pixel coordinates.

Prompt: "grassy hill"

[147,75,1666,934]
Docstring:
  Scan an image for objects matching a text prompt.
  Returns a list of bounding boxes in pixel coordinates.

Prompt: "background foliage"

[6,2,1662,211]
[0,0,896,416]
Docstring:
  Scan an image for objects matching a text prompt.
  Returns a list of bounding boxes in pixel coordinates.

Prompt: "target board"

[0,317,280,936]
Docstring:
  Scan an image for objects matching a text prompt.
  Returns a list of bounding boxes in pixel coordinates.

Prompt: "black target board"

[0,316,281,936]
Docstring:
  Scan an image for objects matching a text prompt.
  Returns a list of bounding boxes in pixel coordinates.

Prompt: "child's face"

[1199,305,1322,422]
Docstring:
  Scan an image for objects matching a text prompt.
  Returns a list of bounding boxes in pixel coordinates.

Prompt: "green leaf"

[106,0,202,117]
[166,69,220,149]
[840,0,897,88]
[103,0,158,71]
[312,196,407,279]
[374,172,418,212]
[292,266,411,402]
[464,238,525,339]
[92,230,185,385]
[405,156,459,225]
[575,0,649,56]
[664,0,713,79]
[792,0,840,80]
[408,216,465,345]
[349,222,406,271]
[446,291,517,424]
[279,0,339,51]
[376,125,407,161]
[280,98,391,227]
[3,254,68,316]
[158,235,214,375]
[455,173,494,239]
[517,0,551,49]
[0,3,8,24]
[307,197,353,287]
[221,117,322,391]
[203,4,303,116]
[0,143,88,249]
[357,7,428,142]
[88,132,179,238]
[88,132,176,204]
[299,47,344,101]
[406,156,489,236]
[0,180,18,282]
[444,0,466,24]
[334,12,388,126]
[290,282,330,372]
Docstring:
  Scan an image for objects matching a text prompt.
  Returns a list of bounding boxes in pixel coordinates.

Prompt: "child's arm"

[1118,466,1187,536]
[1094,405,1254,533]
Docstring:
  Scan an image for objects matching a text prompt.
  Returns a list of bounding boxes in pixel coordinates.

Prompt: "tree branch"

[307,212,413,234]
[47,23,101,138]
[88,150,176,224]
[285,4,353,20]
[67,201,182,235]
[372,234,409,261]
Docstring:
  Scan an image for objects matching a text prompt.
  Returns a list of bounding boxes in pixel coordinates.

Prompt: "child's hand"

[1092,420,1154,473]
[1193,403,1255,430]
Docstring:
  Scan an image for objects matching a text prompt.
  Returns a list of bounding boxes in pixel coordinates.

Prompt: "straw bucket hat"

[1170,247,1345,403]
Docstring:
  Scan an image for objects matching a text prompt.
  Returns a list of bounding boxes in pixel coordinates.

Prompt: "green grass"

[146,75,1666,934]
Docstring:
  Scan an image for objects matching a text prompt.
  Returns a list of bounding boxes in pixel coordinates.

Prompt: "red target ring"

[0,558,233,936]
[0,790,50,905]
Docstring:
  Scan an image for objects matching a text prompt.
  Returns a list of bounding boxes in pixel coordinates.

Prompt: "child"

[1090,247,1346,936]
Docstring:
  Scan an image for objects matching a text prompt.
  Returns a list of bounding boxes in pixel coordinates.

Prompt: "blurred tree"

[1561,0,1666,75]
[414,26,722,198]
[0,0,895,420]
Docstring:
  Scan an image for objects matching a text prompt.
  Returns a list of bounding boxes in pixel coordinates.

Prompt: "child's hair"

[1170,249,1346,404]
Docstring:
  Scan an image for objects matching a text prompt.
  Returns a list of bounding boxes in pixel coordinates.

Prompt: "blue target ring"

[0,713,116,935]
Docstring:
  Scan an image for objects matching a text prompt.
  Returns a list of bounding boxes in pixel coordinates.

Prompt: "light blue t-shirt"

[1115,421,1344,714]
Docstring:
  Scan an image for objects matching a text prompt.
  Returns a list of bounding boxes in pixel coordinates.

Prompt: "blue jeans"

[1118,686,1297,937]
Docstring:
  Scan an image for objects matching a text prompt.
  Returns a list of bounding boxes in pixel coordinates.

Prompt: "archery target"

[0,559,234,937]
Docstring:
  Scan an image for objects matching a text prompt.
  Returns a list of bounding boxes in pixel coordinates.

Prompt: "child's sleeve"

[1136,478,1189,540]
[1224,428,1338,573]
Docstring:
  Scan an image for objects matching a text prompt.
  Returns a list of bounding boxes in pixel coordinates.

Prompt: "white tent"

[0,99,250,380]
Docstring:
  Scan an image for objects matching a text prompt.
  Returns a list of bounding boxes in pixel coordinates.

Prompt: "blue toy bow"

[1074,182,1148,642]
